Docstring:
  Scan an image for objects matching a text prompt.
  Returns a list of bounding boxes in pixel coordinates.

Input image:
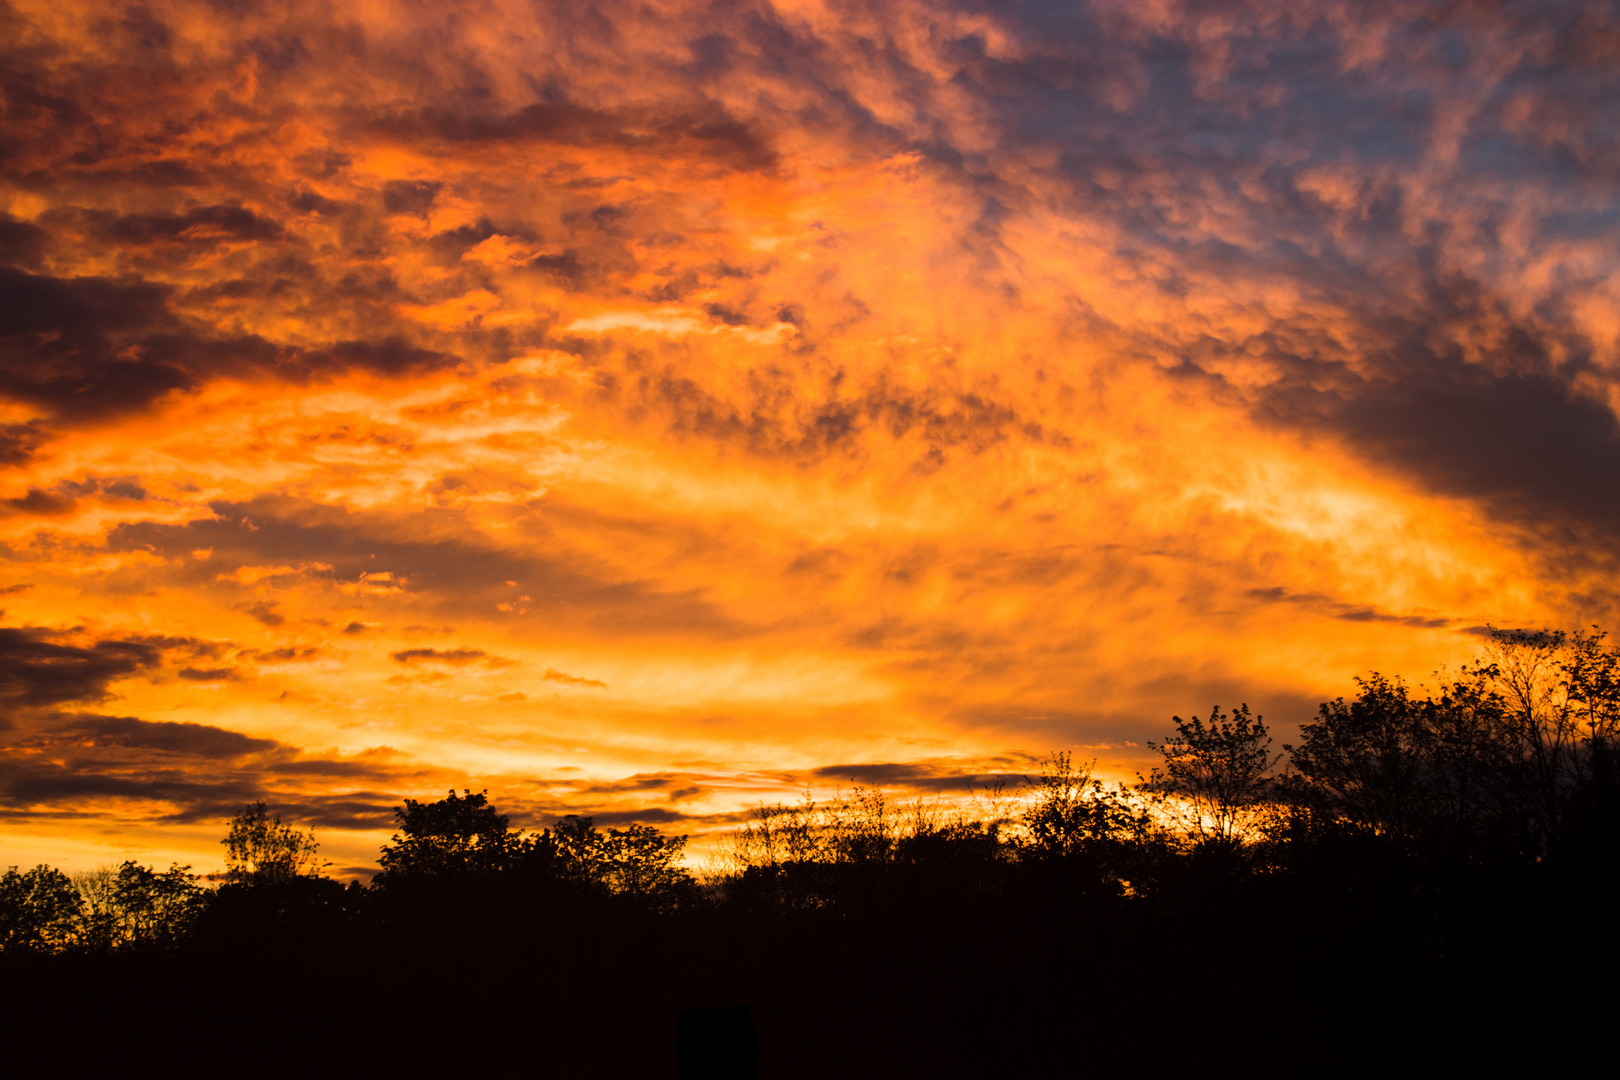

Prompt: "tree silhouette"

[603,823,691,900]
[1023,751,1143,859]
[553,815,692,903]
[377,789,522,880]
[0,865,82,953]
[1141,704,1279,848]
[108,862,206,949]
[222,802,323,885]
[1287,673,1432,843]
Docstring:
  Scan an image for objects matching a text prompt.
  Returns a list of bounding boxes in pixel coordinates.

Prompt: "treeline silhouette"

[4,628,1617,1074]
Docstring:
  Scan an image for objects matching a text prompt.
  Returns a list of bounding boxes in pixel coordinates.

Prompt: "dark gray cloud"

[0,422,45,466]
[1246,587,1452,630]
[391,648,489,665]
[176,666,240,681]
[237,647,320,663]
[0,267,192,421]
[98,204,285,245]
[0,263,468,428]
[0,619,407,825]
[0,760,242,810]
[0,626,160,708]
[124,634,232,661]
[399,97,778,172]
[152,791,398,830]
[381,179,442,216]
[579,807,691,827]
[0,706,406,828]
[584,353,1061,465]
[302,337,456,377]
[53,475,148,502]
[1,488,76,517]
[54,714,278,758]
[1236,295,1620,541]
[0,215,46,268]
[808,759,1034,792]
[578,772,686,796]
[234,600,285,627]
[106,496,750,638]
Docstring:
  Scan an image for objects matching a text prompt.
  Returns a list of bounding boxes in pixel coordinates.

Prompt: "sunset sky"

[3,0,1617,876]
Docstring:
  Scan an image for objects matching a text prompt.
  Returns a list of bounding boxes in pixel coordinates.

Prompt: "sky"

[3,0,1618,877]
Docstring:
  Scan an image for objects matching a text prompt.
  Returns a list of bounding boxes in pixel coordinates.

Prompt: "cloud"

[1332,365,1620,536]
[234,600,285,627]
[1245,588,1452,630]
[124,635,231,661]
[0,268,191,422]
[54,714,278,758]
[215,563,331,586]
[105,496,749,639]
[807,757,1038,792]
[176,666,240,682]
[406,97,777,171]
[238,647,321,663]
[0,707,408,829]
[0,215,47,268]
[382,180,443,216]
[391,647,491,666]
[577,807,692,827]
[0,262,458,436]
[52,476,148,502]
[0,761,245,812]
[304,338,458,377]
[1,489,76,517]
[0,627,160,708]
[542,668,606,689]
[98,204,285,246]
[0,423,45,465]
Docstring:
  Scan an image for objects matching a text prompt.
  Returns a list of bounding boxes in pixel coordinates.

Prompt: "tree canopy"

[378,789,522,879]
[221,802,323,885]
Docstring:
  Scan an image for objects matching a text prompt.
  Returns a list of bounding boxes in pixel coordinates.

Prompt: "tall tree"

[222,803,323,885]
[1023,751,1139,859]
[1141,705,1279,848]
[0,865,83,953]
[552,815,691,902]
[109,862,207,948]
[1288,674,1431,843]
[377,789,521,879]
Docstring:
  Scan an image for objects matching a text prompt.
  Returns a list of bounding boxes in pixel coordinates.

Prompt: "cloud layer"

[2,0,1617,871]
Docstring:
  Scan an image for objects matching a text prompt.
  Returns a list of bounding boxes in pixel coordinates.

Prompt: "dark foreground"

[7,629,1620,1074]
[4,843,1613,1076]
